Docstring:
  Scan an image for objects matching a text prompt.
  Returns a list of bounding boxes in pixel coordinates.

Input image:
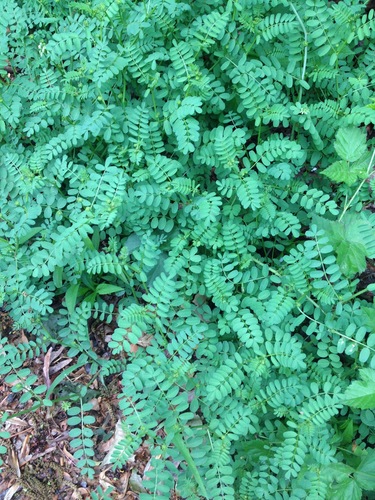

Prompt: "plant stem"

[338,149,375,222]
[289,2,308,103]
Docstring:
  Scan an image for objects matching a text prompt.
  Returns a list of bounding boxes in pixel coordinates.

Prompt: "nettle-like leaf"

[334,127,367,162]
[343,369,375,409]
[321,157,370,186]
[321,127,371,185]
[326,451,375,499]
[316,213,374,276]
[336,240,367,276]
[322,160,361,186]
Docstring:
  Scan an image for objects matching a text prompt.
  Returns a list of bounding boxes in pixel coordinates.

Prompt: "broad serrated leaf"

[321,160,359,186]
[343,369,375,409]
[362,306,375,333]
[328,478,362,500]
[334,127,367,162]
[355,450,375,490]
[336,240,367,277]
[320,215,370,276]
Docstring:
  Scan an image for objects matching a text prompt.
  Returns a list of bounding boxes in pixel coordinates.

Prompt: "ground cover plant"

[2,0,375,498]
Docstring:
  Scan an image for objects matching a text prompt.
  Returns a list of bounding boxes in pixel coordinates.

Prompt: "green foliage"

[67,395,97,479]
[1,0,375,498]
[91,485,115,500]
[325,450,375,499]
[343,368,375,409]
[322,127,372,186]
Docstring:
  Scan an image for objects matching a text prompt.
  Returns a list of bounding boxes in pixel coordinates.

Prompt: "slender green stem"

[341,287,372,304]
[251,256,282,277]
[290,2,308,103]
[338,149,375,222]
[297,306,375,353]
[1,393,81,420]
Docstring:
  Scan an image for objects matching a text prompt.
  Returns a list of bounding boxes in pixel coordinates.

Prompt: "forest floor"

[0,310,149,500]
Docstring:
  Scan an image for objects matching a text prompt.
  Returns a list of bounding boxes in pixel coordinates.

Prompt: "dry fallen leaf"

[4,483,21,500]
[62,445,77,465]
[43,347,53,389]
[7,446,20,477]
[5,417,28,429]
[49,358,73,375]
[19,434,31,463]
[98,469,115,490]
[101,419,132,466]
[50,346,65,362]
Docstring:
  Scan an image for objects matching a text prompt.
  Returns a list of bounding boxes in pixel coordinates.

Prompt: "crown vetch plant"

[2,0,375,498]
